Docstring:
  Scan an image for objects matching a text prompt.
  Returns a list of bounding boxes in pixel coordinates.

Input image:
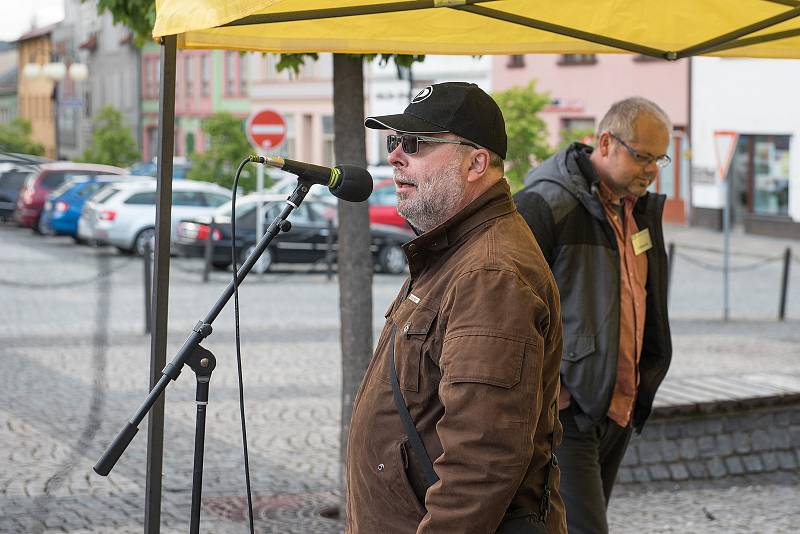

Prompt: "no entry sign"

[246,109,287,150]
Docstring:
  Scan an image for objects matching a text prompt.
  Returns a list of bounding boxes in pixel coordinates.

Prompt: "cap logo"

[410,86,433,104]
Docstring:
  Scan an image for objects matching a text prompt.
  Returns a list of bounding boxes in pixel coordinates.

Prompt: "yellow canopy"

[154,0,800,59]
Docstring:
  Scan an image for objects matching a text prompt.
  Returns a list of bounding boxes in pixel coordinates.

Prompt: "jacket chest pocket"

[380,298,438,392]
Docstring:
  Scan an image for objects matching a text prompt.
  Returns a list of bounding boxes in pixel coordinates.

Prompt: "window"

[751,135,790,216]
[225,51,236,96]
[77,182,107,198]
[322,115,335,167]
[41,172,69,189]
[125,192,157,205]
[558,54,597,66]
[185,55,193,97]
[173,191,206,206]
[203,192,230,207]
[93,187,120,204]
[506,55,525,68]
[560,118,596,146]
[239,53,248,95]
[201,54,210,97]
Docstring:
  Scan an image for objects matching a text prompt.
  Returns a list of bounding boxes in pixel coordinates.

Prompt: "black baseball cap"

[365,81,507,160]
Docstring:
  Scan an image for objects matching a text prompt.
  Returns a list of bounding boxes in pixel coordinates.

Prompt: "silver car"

[79,180,232,255]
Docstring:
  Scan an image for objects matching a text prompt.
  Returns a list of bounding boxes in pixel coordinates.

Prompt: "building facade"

[492,53,691,223]
[0,42,17,124]
[691,57,800,238]
[16,24,58,159]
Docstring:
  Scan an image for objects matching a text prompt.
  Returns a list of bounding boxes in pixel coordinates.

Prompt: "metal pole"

[326,218,335,280]
[202,218,214,283]
[144,34,177,534]
[144,239,152,334]
[779,247,791,321]
[722,181,731,321]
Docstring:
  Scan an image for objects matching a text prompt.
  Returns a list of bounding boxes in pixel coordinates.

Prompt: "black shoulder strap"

[388,325,439,488]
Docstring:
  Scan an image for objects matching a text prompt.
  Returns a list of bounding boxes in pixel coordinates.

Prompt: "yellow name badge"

[631,228,653,256]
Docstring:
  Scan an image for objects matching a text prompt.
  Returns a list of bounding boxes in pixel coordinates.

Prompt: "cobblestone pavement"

[1,222,798,533]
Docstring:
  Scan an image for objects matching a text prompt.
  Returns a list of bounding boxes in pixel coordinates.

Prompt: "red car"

[369,178,409,230]
[14,162,125,233]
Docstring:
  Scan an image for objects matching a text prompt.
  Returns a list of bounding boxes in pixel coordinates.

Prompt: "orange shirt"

[600,182,648,428]
[557,182,648,428]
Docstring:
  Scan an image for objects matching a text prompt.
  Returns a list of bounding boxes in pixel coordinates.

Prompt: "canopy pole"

[675,6,800,58]
[144,33,176,534]
[219,0,496,27]
[457,4,669,59]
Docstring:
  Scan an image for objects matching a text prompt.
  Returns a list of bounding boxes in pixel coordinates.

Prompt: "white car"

[78,180,232,255]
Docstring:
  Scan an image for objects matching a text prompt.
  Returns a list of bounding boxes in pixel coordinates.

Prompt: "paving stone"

[686,460,708,479]
[678,437,699,460]
[648,465,671,481]
[682,419,707,438]
[742,454,764,473]
[668,463,689,481]
[707,458,727,478]
[774,411,790,427]
[724,457,745,476]
[663,423,681,440]
[621,444,639,466]
[777,451,798,470]
[733,432,751,454]
[716,434,733,456]
[632,467,650,483]
[660,439,679,462]
[705,418,723,434]
[639,443,662,464]
[616,467,634,484]
[761,451,780,472]
[697,435,715,456]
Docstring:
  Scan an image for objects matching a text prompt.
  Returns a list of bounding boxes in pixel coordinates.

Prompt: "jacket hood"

[525,143,606,221]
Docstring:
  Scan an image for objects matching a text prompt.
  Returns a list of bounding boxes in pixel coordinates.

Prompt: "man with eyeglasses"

[514,97,673,534]
[346,82,567,533]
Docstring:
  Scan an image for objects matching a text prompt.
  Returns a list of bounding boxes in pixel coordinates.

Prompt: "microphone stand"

[94,180,313,533]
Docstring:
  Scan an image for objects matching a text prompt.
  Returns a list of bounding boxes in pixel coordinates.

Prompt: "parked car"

[79,180,232,255]
[129,156,192,179]
[0,164,38,221]
[40,174,152,240]
[369,178,409,229]
[14,162,125,233]
[174,193,412,274]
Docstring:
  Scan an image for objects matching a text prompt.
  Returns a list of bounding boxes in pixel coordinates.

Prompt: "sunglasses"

[386,134,480,155]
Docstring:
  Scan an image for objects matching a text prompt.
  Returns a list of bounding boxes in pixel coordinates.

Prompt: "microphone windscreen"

[330,165,373,202]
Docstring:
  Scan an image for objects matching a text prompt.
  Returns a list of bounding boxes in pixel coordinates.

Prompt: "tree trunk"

[333,54,373,500]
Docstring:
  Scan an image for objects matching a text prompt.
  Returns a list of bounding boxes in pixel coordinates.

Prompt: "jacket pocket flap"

[396,303,437,336]
[443,334,525,388]
[563,334,595,362]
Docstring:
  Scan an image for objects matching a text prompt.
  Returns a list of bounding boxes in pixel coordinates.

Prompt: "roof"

[108,179,233,194]
[16,22,61,43]
[39,162,126,173]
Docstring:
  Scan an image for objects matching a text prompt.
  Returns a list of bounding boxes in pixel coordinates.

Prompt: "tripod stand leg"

[190,375,210,534]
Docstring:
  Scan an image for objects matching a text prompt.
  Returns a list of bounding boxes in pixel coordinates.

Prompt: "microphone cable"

[229,157,256,534]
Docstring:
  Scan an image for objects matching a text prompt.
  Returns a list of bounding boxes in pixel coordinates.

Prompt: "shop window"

[506,55,525,68]
[558,54,597,66]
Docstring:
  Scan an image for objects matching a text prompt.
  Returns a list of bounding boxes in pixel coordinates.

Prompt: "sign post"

[245,109,287,272]
[714,131,739,321]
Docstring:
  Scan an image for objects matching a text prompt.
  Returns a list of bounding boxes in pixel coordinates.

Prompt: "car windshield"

[51,177,86,198]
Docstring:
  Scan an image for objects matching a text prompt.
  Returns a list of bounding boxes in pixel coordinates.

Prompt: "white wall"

[691,57,800,219]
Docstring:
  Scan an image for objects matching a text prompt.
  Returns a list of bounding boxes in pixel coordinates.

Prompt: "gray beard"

[395,160,465,233]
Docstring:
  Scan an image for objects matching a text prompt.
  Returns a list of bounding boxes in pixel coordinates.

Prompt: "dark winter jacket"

[514,143,672,432]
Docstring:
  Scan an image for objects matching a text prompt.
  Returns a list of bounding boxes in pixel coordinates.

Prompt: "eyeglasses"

[609,133,671,169]
[386,134,480,155]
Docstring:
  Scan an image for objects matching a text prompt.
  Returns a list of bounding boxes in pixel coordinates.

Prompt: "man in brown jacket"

[346,82,566,533]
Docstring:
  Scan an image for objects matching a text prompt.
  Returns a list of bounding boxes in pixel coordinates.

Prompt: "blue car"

[42,175,148,240]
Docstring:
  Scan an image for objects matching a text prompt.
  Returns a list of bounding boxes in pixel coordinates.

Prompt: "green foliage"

[92,0,156,46]
[557,127,596,151]
[77,107,140,167]
[0,118,45,156]
[492,81,552,191]
[187,112,261,192]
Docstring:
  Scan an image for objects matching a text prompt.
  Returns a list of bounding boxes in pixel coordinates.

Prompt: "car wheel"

[72,235,86,245]
[240,244,273,273]
[34,215,51,235]
[134,227,156,256]
[378,244,406,274]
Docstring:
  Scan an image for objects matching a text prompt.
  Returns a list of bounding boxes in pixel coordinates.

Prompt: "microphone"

[255,156,373,202]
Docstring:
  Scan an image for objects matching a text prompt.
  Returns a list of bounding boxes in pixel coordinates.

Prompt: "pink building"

[492,54,690,223]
